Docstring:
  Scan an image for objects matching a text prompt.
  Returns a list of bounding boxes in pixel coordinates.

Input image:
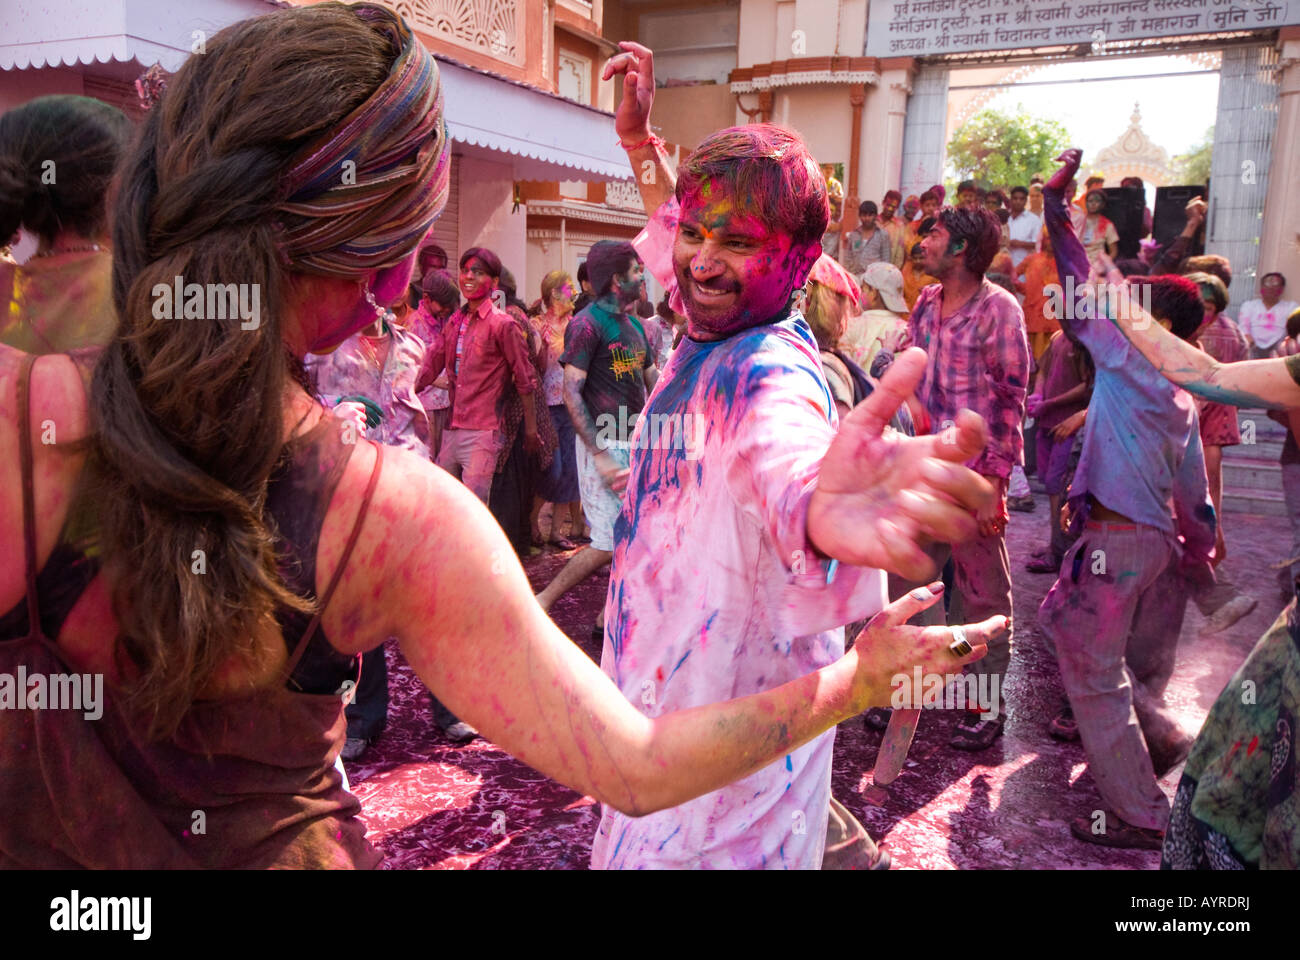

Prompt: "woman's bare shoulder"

[316,436,504,655]
[0,346,89,441]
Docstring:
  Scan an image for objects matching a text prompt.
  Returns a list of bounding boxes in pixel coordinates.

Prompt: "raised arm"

[1046,150,1300,410]
[603,42,675,215]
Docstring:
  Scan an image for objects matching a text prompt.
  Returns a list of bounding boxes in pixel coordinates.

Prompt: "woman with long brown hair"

[0,2,1002,868]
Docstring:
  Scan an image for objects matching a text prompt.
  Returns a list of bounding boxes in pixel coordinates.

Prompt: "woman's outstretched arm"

[348,371,1004,819]
[1046,149,1300,410]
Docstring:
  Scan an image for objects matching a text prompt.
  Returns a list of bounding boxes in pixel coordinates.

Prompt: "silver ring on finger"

[948,625,972,659]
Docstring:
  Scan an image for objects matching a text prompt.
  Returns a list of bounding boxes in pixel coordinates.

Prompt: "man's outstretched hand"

[808,348,993,582]
[602,41,656,145]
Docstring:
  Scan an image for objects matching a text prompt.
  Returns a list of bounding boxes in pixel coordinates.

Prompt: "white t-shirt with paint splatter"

[590,311,888,870]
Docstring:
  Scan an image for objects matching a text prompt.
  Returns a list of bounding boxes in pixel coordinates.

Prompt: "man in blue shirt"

[1037,149,1217,850]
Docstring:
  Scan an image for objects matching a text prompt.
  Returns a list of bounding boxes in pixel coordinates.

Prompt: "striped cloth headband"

[277,2,449,278]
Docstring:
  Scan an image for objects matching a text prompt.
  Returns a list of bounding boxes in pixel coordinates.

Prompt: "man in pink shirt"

[425,246,538,503]
[899,204,1030,750]
[592,43,1003,869]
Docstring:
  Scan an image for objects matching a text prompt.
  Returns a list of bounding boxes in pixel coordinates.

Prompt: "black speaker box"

[1153,184,1209,258]
[1100,186,1147,259]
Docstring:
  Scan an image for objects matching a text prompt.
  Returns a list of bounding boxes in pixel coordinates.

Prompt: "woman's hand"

[848,582,1006,710]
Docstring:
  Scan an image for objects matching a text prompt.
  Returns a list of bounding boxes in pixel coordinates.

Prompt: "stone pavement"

[349,495,1285,869]
[833,496,1285,869]
[523,494,1286,869]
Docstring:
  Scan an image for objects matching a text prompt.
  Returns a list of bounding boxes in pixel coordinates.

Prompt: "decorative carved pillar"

[844,85,866,235]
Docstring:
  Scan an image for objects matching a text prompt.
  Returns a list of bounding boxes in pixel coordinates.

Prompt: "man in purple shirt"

[901,204,1030,751]
[1038,148,1216,850]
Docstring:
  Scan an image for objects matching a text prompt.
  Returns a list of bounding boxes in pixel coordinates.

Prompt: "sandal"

[1025,550,1062,574]
[863,707,892,732]
[548,536,578,551]
[1049,706,1079,741]
[950,710,1004,751]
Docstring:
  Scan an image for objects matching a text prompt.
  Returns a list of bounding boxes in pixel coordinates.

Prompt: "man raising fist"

[591,42,1002,869]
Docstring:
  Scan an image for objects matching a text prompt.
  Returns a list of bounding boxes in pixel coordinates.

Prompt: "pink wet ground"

[349,497,1281,869]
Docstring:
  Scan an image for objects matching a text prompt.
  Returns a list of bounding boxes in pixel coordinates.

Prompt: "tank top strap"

[17,353,44,641]
[281,440,384,678]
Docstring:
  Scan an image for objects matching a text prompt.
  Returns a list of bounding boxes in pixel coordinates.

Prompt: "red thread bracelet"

[618,134,664,151]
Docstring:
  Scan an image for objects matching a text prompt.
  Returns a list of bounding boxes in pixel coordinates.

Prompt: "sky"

[959,55,1220,163]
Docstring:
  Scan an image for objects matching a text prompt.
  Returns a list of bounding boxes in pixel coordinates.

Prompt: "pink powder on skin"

[672,187,819,339]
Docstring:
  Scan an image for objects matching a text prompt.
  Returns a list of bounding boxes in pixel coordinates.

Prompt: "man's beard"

[677,272,747,336]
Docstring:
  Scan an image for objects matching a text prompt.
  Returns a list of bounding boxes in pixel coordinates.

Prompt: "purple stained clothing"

[1036,332,1088,432]
[903,280,1030,479]
[404,301,451,411]
[1042,167,1215,563]
[590,311,887,870]
[1195,315,1247,448]
[307,323,431,458]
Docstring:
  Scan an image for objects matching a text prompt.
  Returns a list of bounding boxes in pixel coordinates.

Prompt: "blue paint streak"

[657,825,682,851]
[667,649,692,683]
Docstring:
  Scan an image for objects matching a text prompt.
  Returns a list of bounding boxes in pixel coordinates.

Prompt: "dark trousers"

[344,644,389,742]
[431,695,461,731]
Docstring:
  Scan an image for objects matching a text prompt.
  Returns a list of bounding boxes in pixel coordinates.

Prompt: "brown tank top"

[0,354,385,868]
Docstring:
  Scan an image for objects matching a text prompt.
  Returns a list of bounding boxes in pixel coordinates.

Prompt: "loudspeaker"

[1153,184,1208,257]
[1101,186,1146,259]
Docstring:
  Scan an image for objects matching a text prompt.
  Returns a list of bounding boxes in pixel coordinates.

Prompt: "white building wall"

[458,154,528,291]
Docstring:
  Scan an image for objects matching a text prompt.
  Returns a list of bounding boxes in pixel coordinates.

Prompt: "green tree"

[946,105,1071,190]
[1171,126,1212,186]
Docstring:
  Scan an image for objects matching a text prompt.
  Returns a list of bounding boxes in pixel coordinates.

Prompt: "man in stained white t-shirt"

[1238,271,1299,359]
[593,41,1003,870]
[1004,185,1041,274]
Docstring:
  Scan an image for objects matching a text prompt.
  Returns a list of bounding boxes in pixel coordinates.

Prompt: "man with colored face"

[902,189,940,264]
[901,203,1030,750]
[957,180,977,208]
[593,42,1002,869]
[1238,272,1298,359]
[536,241,658,628]
[838,200,891,276]
[426,247,539,504]
[878,189,907,269]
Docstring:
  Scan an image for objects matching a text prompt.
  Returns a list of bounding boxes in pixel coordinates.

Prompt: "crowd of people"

[1,1,1296,870]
